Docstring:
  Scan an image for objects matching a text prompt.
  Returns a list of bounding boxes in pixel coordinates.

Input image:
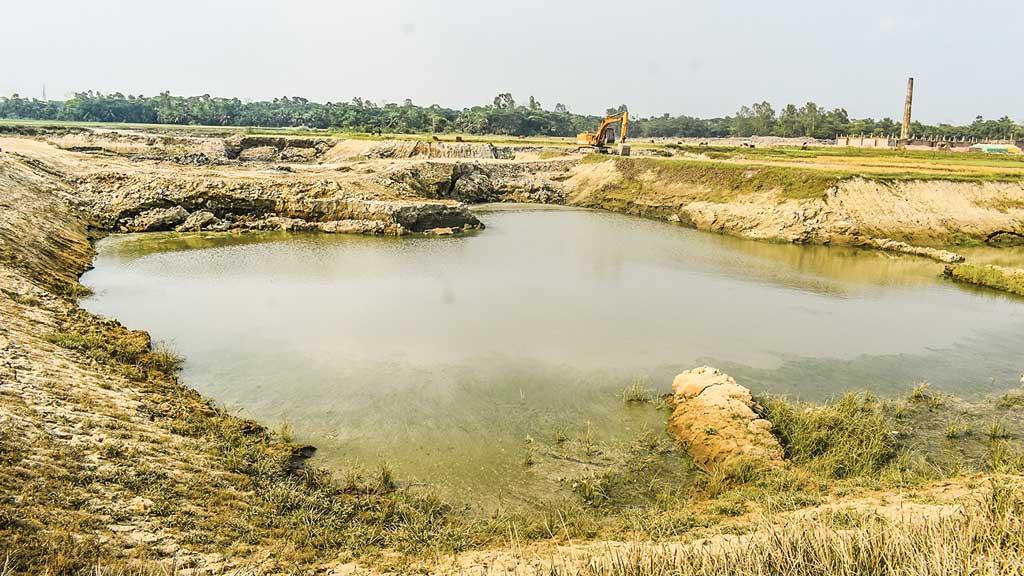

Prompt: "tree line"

[1,91,1020,141]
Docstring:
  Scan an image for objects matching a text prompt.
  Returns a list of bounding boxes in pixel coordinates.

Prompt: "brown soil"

[666,367,785,472]
[564,158,1024,253]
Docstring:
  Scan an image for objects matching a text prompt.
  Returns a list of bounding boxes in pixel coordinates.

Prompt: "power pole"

[900,77,914,147]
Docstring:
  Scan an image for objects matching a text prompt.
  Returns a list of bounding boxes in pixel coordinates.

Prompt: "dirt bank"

[564,156,1024,260]
[8,133,1024,253]
[2,137,483,236]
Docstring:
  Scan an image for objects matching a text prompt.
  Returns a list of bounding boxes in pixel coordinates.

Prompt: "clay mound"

[667,366,784,472]
[320,139,380,163]
[366,140,515,160]
[224,135,332,163]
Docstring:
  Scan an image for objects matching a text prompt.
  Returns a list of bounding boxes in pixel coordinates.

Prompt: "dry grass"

[1000,388,1024,409]
[9,307,1024,574]
[908,382,946,410]
[542,479,1024,576]
[946,417,970,439]
[4,311,480,575]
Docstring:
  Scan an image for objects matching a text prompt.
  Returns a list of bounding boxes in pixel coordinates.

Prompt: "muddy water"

[81,206,1024,506]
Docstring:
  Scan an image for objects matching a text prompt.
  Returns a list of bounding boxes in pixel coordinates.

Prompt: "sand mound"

[667,367,785,472]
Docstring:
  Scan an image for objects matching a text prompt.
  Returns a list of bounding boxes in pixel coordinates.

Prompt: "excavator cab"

[577,111,631,156]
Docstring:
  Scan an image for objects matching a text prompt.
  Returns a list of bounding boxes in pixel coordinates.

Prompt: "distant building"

[968,143,1022,154]
[835,136,896,149]
[836,136,1022,153]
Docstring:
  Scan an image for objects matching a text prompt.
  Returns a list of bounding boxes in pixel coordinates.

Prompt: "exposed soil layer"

[564,157,1024,261]
[3,136,484,237]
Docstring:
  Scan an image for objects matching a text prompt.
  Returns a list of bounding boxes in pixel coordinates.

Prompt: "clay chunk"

[667,366,785,472]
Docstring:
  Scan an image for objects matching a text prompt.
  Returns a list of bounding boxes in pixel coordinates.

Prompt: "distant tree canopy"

[1,91,1021,141]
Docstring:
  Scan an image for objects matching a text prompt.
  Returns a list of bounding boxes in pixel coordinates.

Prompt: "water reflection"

[82,206,1024,504]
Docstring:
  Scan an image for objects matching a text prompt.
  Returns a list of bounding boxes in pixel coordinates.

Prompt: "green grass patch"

[760,393,899,479]
[944,264,1024,297]
[46,323,182,380]
[672,143,1024,167]
[651,144,1024,183]
[590,156,844,201]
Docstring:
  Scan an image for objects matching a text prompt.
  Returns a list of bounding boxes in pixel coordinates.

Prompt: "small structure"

[835,135,897,149]
[969,143,1022,154]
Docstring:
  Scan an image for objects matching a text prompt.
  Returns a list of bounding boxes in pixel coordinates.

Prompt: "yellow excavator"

[577,111,631,156]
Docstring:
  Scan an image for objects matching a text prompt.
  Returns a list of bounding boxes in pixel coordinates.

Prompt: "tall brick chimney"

[900,77,914,146]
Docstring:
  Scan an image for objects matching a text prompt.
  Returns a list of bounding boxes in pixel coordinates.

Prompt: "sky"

[2,0,1020,124]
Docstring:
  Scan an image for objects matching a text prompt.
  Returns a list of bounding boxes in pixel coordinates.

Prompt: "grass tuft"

[908,382,945,410]
[998,388,1024,409]
[620,378,654,403]
[1,288,42,307]
[761,393,898,479]
[278,419,294,443]
[945,417,970,439]
[54,281,93,300]
[987,419,1012,440]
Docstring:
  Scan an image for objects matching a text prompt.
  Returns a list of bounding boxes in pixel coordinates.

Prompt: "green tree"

[606,104,628,116]
[493,93,515,110]
[799,102,822,138]
[751,101,776,135]
[0,90,1014,141]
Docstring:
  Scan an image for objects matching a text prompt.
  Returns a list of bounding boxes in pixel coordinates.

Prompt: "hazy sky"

[3,0,1020,123]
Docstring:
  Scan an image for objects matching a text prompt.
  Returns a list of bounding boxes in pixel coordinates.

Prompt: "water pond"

[82,205,1024,506]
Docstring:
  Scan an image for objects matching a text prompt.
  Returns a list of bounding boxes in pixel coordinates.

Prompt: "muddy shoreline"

[2,130,1024,574]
